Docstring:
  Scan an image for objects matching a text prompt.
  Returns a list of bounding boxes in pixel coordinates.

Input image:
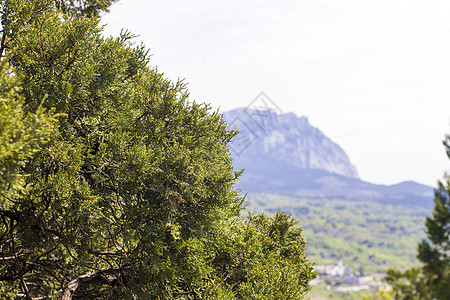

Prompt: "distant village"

[311,261,385,293]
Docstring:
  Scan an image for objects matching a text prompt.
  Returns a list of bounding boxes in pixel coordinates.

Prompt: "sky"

[101,0,450,186]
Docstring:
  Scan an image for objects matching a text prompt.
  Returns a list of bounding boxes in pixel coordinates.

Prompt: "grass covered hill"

[244,193,430,274]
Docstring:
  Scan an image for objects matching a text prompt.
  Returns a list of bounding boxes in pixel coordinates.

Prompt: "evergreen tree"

[0,1,316,298]
[54,0,119,17]
[386,134,450,300]
[385,268,432,300]
[416,136,450,300]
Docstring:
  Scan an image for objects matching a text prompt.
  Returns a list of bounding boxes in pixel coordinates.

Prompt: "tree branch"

[0,30,7,60]
[61,268,122,300]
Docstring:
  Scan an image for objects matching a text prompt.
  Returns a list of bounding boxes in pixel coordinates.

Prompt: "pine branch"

[61,268,123,300]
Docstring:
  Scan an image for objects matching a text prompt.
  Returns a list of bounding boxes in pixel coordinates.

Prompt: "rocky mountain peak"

[222,108,359,179]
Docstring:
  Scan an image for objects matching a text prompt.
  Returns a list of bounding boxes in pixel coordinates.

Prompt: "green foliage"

[361,284,393,300]
[0,59,57,206]
[0,0,315,298]
[417,175,450,300]
[220,213,316,299]
[384,268,432,300]
[0,59,58,298]
[386,135,450,300]
[54,0,119,17]
[245,193,429,274]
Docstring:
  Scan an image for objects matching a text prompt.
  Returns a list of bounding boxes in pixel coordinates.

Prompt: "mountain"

[222,108,435,293]
[222,108,359,178]
[222,108,434,208]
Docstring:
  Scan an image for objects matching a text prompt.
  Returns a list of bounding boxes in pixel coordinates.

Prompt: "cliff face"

[221,108,433,208]
[222,108,359,179]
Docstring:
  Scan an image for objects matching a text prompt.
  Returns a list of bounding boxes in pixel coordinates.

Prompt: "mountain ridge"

[222,107,359,178]
[222,108,434,208]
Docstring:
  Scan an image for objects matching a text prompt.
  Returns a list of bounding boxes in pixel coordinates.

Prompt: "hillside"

[244,193,429,273]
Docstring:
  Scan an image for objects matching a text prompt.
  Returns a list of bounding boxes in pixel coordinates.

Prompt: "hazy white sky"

[101,0,450,186]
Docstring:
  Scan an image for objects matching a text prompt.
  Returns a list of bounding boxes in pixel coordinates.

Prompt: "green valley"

[243,193,431,299]
[245,193,430,273]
